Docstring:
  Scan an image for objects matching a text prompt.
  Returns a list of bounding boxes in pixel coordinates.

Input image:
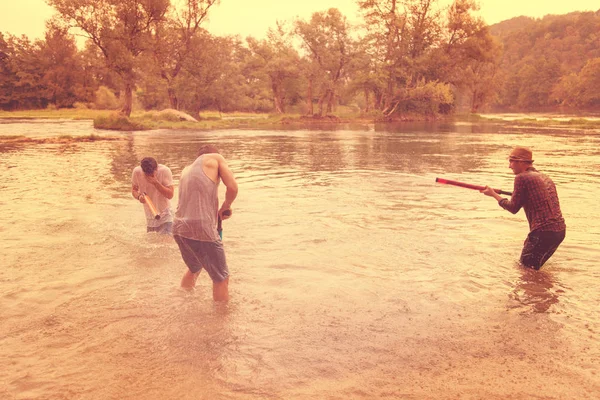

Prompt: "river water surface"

[1,119,599,399]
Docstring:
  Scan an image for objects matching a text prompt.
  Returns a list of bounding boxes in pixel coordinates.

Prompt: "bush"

[94,86,119,110]
[73,102,89,110]
[390,80,455,116]
[93,113,146,131]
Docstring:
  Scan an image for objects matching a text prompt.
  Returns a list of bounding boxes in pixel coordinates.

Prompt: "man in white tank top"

[131,157,174,234]
[173,145,238,301]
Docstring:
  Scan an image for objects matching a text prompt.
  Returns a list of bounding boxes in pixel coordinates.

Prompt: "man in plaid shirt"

[481,146,566,270]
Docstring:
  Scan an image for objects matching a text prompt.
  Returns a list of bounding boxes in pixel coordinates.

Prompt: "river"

[1,118,599,399]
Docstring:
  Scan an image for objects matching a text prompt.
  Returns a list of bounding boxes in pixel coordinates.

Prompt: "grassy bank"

[3,109,599,131]
[0,108,374,130]
[466,114,600,129]
[0,109,292,130]
[0,109,113,120]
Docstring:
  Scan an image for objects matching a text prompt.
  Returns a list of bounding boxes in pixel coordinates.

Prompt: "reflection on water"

[1,119,600,399]
[509,267,562,313]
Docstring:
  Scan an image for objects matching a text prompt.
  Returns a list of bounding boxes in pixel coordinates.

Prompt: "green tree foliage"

[150,0,218,110]
[576,58,600,107]
[0,32,19,110]
[357,0,407,112]
[39,24,92,108]
[0,28,93,110]
[246,23,302,114]
[491,11,600,110]
[6,1,599,116]
[552,58,600,108]
[48,0,169,116]
[390,79,453,115]
[357,0,488,117]
[0,34,48,110]
[173,34,261,114]
[295,8,354,116]
[94,85,120,109]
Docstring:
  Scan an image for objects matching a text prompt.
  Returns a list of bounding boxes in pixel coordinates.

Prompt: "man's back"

[173,156,220,242]
[516,168,565,232]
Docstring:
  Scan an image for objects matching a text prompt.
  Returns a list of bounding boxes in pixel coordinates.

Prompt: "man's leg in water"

[213,277,229,301]
[181,270,200,289]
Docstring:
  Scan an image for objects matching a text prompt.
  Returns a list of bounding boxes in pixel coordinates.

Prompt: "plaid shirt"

[498,167,566,232]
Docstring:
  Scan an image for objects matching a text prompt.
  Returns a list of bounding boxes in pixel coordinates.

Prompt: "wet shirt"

[173,156,220,242]
[498,167,566,232]
[131,164,173,228]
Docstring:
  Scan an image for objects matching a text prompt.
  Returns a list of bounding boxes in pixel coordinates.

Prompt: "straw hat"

[508,146,534,163]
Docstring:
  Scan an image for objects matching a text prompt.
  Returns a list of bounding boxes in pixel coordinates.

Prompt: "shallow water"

[1,120,599,399]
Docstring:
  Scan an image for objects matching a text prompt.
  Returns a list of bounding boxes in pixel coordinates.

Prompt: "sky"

[1,0,599,42]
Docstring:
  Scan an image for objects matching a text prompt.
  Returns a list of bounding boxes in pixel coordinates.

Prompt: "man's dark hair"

[198,144,219,156]
[140,157,158,175]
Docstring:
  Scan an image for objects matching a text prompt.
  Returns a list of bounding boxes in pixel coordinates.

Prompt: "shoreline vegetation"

[1,109,600,132]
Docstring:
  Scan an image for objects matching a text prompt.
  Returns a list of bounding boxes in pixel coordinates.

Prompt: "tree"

[175,33,258,113]
[150,0,218,109]
[0,32,18,110]
[246,23,301,113]
[575,58,600,108]
[358,0,451,117]
[358,0,408,111]
[39,24,90,107]
[491,10,600,111]
[0,34,49,109]
[48,0,169,116]
[441,1,501,112]
[295,8,354,116]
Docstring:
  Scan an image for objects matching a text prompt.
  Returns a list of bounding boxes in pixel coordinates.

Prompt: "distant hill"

[489,16,535,36]
[487,10,600,111]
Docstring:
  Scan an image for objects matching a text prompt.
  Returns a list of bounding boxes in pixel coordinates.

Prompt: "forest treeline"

[1,0,599,118]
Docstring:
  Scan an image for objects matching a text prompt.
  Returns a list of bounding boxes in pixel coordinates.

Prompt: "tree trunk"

[364,88,370,113]
[120,81,133,117]
[326,90,334,113]
[471,90,480,113]
[272,83,284,113]
[306,78,314,115]
[374,89,382,110]
[168,87,178,110]
[317,89,329,117]
[383,76,394,111]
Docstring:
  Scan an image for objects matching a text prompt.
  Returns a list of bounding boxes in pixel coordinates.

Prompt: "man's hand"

[480,185,502,200]
[219,206,232,220]
[132,184,145,203]
[144,174,159,186]
[143,173,174,199]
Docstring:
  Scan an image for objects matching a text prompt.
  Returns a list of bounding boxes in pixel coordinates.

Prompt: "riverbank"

[2,109,600,131]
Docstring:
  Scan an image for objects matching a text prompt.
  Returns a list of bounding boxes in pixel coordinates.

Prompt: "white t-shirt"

[131,164,173,227]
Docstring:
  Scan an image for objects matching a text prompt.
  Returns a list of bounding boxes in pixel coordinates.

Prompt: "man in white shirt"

[131,157,174,234]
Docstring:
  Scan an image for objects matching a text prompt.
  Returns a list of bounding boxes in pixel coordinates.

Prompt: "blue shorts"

[147,222,172,235]
[173,235,229,282]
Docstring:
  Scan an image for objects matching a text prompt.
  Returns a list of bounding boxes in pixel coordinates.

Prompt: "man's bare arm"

[132,184,146,203]
[217,155,238,218]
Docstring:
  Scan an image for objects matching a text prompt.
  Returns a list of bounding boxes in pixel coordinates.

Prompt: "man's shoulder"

[132,166,143,176]
[517,169,547,185]
[201,153,224,167]
[202,153,224,161]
